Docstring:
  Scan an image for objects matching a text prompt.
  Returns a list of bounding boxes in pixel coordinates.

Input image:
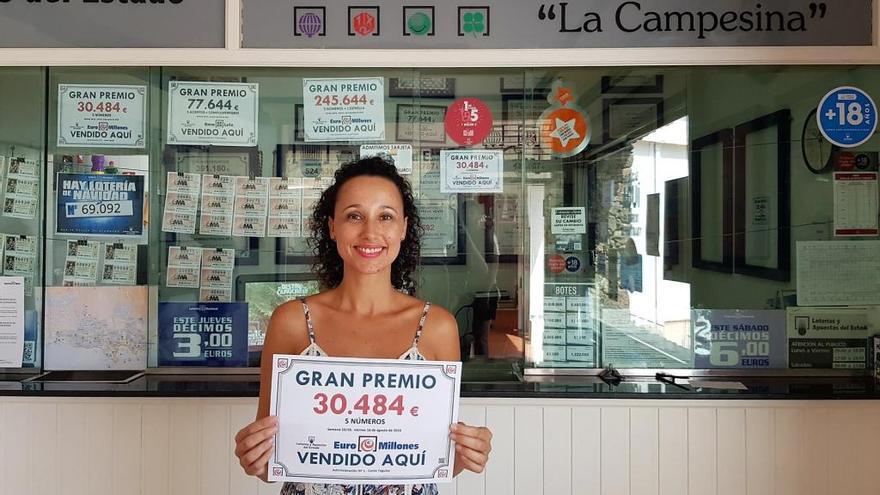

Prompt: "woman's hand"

[234,416,278,481]
[450,422,493,475]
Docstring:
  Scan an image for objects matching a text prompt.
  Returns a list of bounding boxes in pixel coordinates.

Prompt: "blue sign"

[692,310,786,369]
[55,173,145,236]
[158,302,248,367]
[817,86,878,148]
[565,255,581,272]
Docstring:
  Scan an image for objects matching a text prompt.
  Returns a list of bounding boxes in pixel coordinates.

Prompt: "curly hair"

[310,156,423,294]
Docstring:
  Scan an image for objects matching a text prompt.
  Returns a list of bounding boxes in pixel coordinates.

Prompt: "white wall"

[1,396,878,495]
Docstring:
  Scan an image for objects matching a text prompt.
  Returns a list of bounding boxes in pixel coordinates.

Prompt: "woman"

[234,157,493,495]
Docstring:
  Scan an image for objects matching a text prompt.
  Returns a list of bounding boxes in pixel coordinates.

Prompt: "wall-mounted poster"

[303,77,385,142]
[787,306,876,369]
[395,104,446,143]
[166,81,259,146]
[418,199,457,257]
[440,150,503,193]
[55,173,145,237]
[359,144,413,174]
[57,84,147,148]
[551,207,586,235]
[157,301,248,367]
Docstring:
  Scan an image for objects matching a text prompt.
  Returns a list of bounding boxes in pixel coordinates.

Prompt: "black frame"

[161,145,261,266]
[733,109,792,281]
[602,97,665,145]
[690,129,733,273]
[601,74,664,94]
[394,104,447,143]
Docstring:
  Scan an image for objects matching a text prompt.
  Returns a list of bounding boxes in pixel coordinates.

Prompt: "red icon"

[445,98,493,146]
[353,12,377,36]
[547,254,565,273]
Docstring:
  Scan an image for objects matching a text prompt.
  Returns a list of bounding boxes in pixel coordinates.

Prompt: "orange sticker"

[539,80,591,158]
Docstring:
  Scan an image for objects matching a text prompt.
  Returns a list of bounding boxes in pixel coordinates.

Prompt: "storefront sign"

[268,355,461,484]
[243,1,872,48]
[57,85,146,149]
[360,144,413,174]
[0,1,225,48]
[303,77,385,142]
[439,150,502,193]
[787,306,876,369]
[817,86,877,148]
[692,310,786,368]
[167,82,259,147]
[551,207,586,234]
[445,98,493,146]
[55,173,145,237]
[158,301,248,367]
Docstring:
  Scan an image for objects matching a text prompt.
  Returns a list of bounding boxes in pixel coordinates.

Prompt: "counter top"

[1,373,879,400]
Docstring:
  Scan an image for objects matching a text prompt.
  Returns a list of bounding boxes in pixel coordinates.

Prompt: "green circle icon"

[408,12,431,35]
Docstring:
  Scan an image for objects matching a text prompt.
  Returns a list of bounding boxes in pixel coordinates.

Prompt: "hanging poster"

[199,248,235,302]
[162,172,201,234]
[166,81,259,146]
[100,242,138,286]
[55,173,145,237]
[439,150,503,193]
[199,174,236,236]
[833,171,879,236]
[302,77,385,142]
[62,240,100,287]
[57,84,147,148]
[267,177,302,238]
[692,309,786,369]
[232,176,269,237]
[359,144,413,174]
[2,157,39,220]
[157,301,248,367]
[551,207,586,235]
[166,246,202,288]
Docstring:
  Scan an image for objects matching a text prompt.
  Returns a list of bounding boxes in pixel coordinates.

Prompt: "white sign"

[0,276,24,368]
[551,207,586,234]
[440,150,503,193]
[269,355,461,485]
[166,81,259,146]
[303,77,385,142]
[360,144,413,175]
[57,84,147,148]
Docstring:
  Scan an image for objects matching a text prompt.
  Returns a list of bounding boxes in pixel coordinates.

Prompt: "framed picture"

[395,104,447,143]
[602,97,664,144]
[733,109,792,281]
[601,74,664,94]
[690,129,733,274]
[161,145,261,266]
[389,76,455,98]
[502,91,551,159]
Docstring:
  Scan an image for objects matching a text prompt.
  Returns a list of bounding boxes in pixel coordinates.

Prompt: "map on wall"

[44,286,148,370]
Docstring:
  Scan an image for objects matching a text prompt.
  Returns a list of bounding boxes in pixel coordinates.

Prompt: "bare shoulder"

[417,301,460,361]
[264,298,311,354]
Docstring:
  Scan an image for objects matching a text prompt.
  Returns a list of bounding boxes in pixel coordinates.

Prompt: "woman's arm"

[420,304,493,476]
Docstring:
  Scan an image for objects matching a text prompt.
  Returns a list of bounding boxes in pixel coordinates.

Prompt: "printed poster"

[787,306,876,369]
[55,173,145,236]
[166,81,259,146]
[833,171,879,236]
[359,144,413,174]
[303,77,385,142]
[268,355,461,484]
[162,172,201,234]
[551,207,586,235]
[57,84,147,148]
[692,309,786,368]
[157,301,248,367]
[539,283,595,366]
[439,150,503,193]
[417,199,456,257]
[0,277,24,368]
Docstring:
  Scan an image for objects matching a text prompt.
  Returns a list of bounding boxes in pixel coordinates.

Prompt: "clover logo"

[458,7,489,37]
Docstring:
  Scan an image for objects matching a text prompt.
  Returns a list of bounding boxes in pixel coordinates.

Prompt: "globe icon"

[298,12,322,38]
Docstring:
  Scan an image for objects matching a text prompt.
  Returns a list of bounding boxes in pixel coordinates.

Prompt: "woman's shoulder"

[405,296,459,360]
[264,298,311,353]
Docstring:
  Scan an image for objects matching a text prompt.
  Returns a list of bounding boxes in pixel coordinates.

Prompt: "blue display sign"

[55,173,145,236]
[692,310,786,368]
[817,86,878,148]
[158,302,248,367]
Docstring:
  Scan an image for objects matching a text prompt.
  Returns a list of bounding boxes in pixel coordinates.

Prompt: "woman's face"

[328,175,408,278]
